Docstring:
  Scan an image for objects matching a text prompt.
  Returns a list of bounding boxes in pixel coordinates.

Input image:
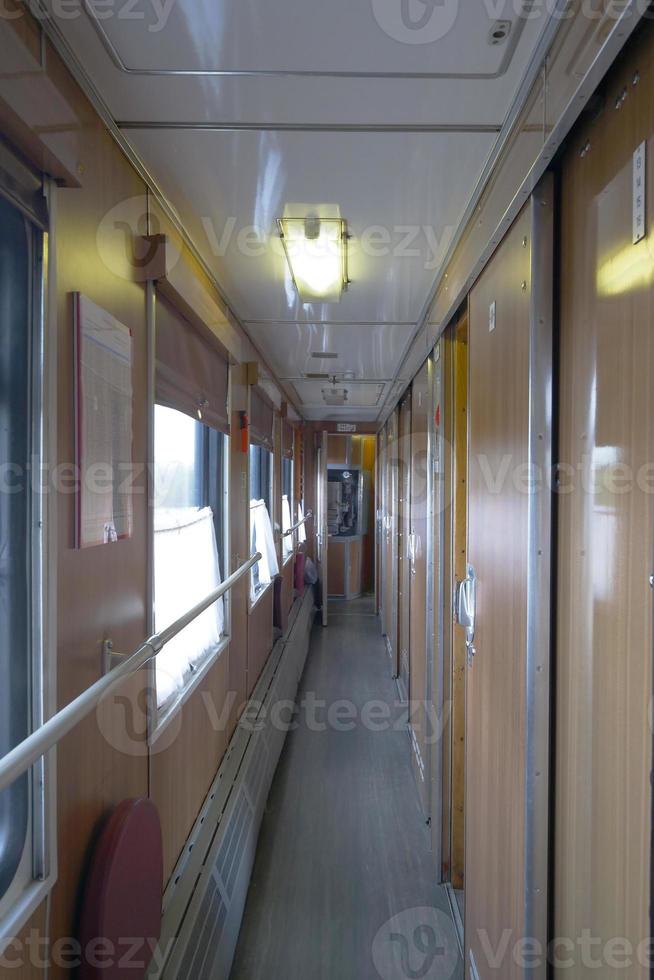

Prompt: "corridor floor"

[230,596,462,980]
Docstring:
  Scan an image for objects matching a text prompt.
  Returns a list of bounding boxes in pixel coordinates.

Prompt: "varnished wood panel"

[398,396,412,698]
[409,359,430,811]
[327,435,347,465]
[150,653,231,882]
[281,557,294,630]
[361,435,376,594]
[555,28,654,978]
[49,37,150,975]
[451,314,468,891]
[466,206,531,979]
[383,413,400,672]
[348,538,361,598]
[247,588,274,696]
[229,368,250,725]
[328,541,346,597]
[440,330,455,881]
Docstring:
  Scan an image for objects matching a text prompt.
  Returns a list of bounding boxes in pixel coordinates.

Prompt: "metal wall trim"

[524,172,554,975]
[426,344,444,873]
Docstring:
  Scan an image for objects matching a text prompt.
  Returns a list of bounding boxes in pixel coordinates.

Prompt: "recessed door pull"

[455,564,477,666]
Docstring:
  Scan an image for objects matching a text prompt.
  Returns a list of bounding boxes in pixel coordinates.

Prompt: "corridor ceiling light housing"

[322,386,349,406]
[278,215,349,303]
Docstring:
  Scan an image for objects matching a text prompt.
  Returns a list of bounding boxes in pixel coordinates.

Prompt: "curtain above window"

[156,294,229,434]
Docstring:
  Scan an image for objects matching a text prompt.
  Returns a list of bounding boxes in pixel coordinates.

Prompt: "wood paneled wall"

[0,14,284,976]
[555,26,654,977]
[51,50,150,980]
[247,589,274,697]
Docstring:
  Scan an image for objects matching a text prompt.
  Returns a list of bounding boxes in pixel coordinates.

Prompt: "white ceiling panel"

[40,1,551,126]
[72,0,535,75]
[126,128,496,324]
[244,322,415,382]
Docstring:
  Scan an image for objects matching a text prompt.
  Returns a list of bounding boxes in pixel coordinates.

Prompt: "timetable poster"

[74,293,134,548]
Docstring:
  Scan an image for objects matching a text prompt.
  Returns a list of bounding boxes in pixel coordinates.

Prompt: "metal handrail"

[0,552,261,794]
[281,510,313,538]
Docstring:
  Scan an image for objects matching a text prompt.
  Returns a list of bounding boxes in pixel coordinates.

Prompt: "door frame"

[464,176,553,979]
[427,342,444,868]
[316,429,328,626]
[522,174,554,961]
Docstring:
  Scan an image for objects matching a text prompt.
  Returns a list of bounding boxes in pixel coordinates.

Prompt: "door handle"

[408,532,422,573]
[455,563,477,665]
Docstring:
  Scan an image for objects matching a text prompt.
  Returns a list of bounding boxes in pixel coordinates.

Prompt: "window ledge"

[249,581,273,611]
[150,634,230,746]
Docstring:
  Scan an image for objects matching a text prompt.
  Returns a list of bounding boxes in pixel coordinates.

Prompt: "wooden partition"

[439,311,469,891]
[555,27,653,978]
[408,359,431,813]
[382,412,400,673]
[50,66,150,980]
[247,588,274,696]
[450,314,468,893]
[229,366,250,724]
[397,395,412,699]
[465,181,553,979]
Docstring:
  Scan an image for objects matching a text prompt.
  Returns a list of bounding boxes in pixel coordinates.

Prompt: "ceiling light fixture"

[278,215,349,303]
[322,387,349,406]
[322,374,349,406]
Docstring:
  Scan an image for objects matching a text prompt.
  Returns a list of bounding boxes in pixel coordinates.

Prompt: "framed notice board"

[74,293,133,548]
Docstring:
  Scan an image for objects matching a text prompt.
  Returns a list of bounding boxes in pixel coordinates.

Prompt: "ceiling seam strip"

[376,0,645,424]
[244,320,418,326]
[30,0,304,419]
[77,1,527,80]
[116,123,502,133]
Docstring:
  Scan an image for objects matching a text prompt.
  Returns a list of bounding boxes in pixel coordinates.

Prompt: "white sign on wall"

[633,140,647,245]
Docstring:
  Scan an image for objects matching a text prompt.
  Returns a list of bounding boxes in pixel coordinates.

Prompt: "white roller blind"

[154,506,224,709]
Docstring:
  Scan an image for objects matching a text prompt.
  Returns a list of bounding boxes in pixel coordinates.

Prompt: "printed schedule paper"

[74,293,133,548]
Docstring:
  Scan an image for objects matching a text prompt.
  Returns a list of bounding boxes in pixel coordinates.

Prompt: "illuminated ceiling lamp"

[278,214,349,303]
[322,375,349,406]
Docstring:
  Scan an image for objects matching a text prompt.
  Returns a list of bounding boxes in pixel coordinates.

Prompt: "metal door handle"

[455,564,477,665]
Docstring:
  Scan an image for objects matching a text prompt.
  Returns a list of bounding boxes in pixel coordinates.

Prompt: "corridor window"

[0,191,53,937]
[281,456,294,562]
[249,445,277,600]
[154,405,228,714]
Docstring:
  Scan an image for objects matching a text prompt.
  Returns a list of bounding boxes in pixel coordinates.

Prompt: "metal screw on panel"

[633,70,640,86]
[615,87,627,109]
[522,236,528,248]
[580,141,591,158]
[521,280,527,291]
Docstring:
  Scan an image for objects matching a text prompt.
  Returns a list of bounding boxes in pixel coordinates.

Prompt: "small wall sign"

[633,140,646,245]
